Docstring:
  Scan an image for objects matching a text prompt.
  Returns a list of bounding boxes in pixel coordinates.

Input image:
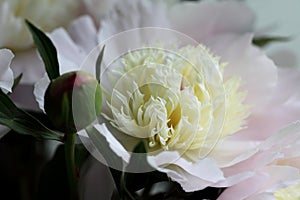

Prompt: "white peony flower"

[33,0,300,195]
[0,0,80,50]
[0,48,14,139]
[0,0,81,86]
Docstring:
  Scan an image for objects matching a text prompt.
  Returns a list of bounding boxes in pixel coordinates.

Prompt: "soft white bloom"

[33,0,300,194]
[0,0,80,50]
[0,0,81,85]
[0,48,14,139]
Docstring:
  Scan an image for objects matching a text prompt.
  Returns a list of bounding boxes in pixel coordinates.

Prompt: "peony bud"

[44,71,102,133]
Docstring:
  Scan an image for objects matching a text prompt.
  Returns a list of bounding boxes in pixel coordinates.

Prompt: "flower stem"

[65,133,77,200]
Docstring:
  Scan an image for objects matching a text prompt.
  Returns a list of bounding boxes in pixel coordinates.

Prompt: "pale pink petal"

[258,165,300,194]
[232,68,300,140]
[221,122,300,173]
[213,171,255,188]
[0,48,14,93]
[168,1,254,43]
[219,166,300,200]
[207,33,278,110]
[218,173,269,200]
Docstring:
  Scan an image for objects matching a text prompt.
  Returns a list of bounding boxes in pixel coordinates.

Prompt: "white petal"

[67,16,98,53]
[0,125,10,139]
[48,28,85,72]
[0,2,32,49]
[208,139,260,168]
[174,157,224,183]
[98,0,171,42]
[0,48,14,93]
[208,34,278,110]
[82,0,118,22]
[33,73,50,112]
[93,123,130,163]
[169,1,254,42]
[149,151,225,192]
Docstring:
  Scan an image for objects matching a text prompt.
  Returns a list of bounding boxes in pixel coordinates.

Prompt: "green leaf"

[95,46,105,83]
[11,73,23,93]
[25,20,60,80]
[0,90,62,141]
[253,36,290,47]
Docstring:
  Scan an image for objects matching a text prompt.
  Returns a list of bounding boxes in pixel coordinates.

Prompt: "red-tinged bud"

[44,71,102,133]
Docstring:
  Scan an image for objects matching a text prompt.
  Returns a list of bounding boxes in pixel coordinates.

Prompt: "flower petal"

[207,34,278,110]
[237,68,300,140]
[33,73,50,112]
[98,0,171,42]
[0,48,14,93]
[67,16,98,53]
[149,151,225,191]
[93,123,130,163]
[217,173,269,200]
[169,1,255,42]
[48,28,85,72]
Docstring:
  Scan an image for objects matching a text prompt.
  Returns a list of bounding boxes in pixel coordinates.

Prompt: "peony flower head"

[102,43,249,162]
[32,0,300,195]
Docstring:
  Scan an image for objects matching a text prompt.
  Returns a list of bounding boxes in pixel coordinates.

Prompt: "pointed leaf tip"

[25,20,60,80]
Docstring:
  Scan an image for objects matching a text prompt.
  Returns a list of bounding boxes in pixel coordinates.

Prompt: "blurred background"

[245,0,300,68]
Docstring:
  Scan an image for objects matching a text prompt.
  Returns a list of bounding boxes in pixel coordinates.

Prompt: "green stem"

[65,133,77,200]
[120,172,135,200]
